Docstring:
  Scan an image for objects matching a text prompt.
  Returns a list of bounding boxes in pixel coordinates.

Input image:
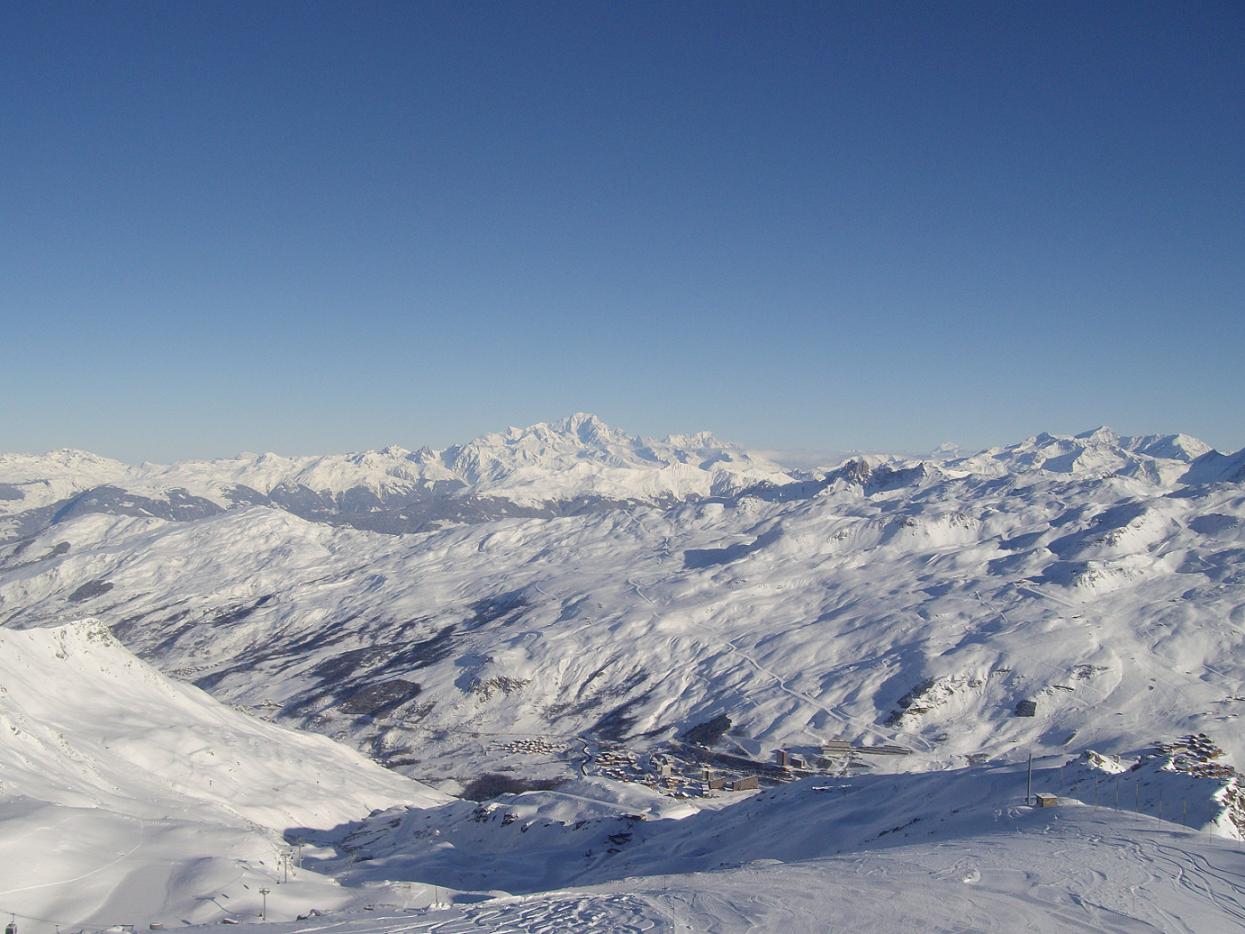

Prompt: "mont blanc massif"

[2,413,1245,932]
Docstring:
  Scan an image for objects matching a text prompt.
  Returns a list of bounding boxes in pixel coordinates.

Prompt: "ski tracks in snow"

[0,814,146,899]
[721,639,933,753]
[623,569,930,754]
[283,893,667,934]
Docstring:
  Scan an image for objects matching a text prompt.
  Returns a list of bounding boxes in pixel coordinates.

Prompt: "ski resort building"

[775,750,807,769]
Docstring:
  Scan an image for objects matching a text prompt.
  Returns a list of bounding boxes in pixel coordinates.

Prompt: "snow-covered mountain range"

[2,415,1244,929]
[0,414,793,537]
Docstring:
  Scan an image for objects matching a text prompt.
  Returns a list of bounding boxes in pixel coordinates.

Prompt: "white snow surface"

[3,421,1243,777]
[0,622,445,927]
[2,417,1245,930]
[0,414,793,514]
[183,761,1245,932]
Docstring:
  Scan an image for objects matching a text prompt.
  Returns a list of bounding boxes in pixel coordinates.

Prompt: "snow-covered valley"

[1,415,1244,930]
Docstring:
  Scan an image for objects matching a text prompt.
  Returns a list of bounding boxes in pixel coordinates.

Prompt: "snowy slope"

[292,748,1243,890]
[2,424,1245,777]
[189,760,1245,932]
[3,428,1243,786]
[0,449,131,513]
[942,426,1212,484]
[0,621,446,927]
[2,418,1245,929]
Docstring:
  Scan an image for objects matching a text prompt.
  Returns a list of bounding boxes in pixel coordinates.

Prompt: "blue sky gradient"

[3,1,1242,460]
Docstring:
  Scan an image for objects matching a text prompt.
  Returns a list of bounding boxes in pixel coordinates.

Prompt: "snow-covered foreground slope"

[0,622,445,927]
[202,812,1245,934]
[193,761,1245,932]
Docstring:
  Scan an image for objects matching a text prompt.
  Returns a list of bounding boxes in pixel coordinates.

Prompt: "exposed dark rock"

[339,679,422,717]
[591,690,653,742]
[67,579,114,602]
[465,592,528,629]
[681,714,732,747]
[461,773,564,801]
[52,486,224,524]
[885,676,960,727]
[207,595,276,628]
[463,675,529,699]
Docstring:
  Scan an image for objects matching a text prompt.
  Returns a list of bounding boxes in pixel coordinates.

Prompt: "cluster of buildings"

[772,738,912,772]
[667,763,760,793]
[587,736,916,797]
[1161,733,1236,780]
[549,732,918,798]
[498,737,564,757]
[586,746,763,797]
[594,746,643,782]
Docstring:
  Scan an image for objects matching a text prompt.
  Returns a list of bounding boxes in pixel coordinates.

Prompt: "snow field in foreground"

[0,622,444,927]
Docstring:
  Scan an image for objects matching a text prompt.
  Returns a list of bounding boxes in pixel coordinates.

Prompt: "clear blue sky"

[3,1,1242,461]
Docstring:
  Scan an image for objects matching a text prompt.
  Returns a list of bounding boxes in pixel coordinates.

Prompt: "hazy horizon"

[2,410,1235,467]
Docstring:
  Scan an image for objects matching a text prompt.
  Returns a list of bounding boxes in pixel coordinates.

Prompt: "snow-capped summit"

[439,413,790,502]
[944,427,1213,484]
[0,448,131,512]
[927,441,963,460]
[1073,425,1119,444]
[2,421,1239,544]
[0,415,796,530]
[1181,445,1245,485]
[556,411,624,444]
[1124,432,1213,463]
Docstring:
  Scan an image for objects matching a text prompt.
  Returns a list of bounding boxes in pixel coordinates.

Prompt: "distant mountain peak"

[662,430,729,449]
[4,421,1237,541]
[1182,446,1245,485]
[1074,426,1119,444]
[553,411,613,436]
[928,441,962,459]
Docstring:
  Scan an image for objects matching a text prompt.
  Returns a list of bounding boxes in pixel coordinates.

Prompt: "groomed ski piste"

[1,416,1244,930]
